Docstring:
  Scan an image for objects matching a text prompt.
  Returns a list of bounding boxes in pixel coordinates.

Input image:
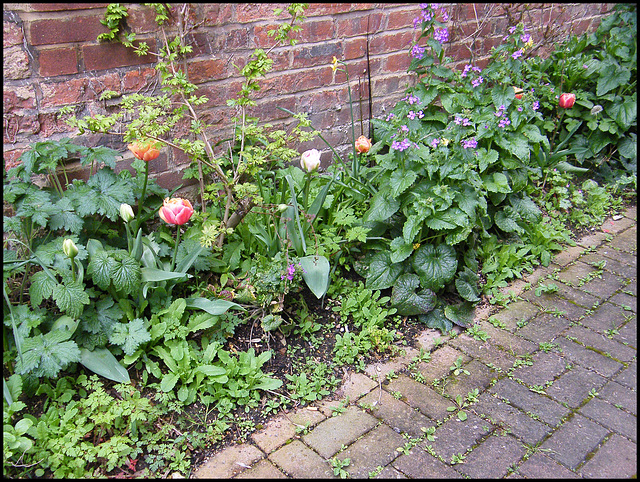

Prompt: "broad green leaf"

[110,253,141,296]
[79,347,130,383]
[364,190,400,222]
[555,161,589,173]
[509,195,541,224]
[390,169,417,197]
[495,210,522,234]
[390,237,415,263]
[403,213,426,244]
[478,149,499,173]
[618,134,636,160]
[253,377,283,390]
[455,267,480,302]
[522,125,549,151]
[48,197,83,233]
[29,270,57,308]
[597,61,631,95]
[50,315,80,338]
[606,98,636,130]
[160,372,179,392]
[482,172,511,194]
[418,307,452,333]
[261,314,284,332]
[300,255,330,298]
[425,208,468,231]
[444,302,475,328]
[175,239,206,273]
[366,251,403,290]
[87,250,117,290]
[184,297,243,315]
[391,273,437,316]
[412,243,457,292]
[491,85,513,111]
[194,364,228,379]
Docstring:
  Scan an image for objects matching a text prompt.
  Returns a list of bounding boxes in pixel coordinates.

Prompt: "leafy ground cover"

[3,3,636,478]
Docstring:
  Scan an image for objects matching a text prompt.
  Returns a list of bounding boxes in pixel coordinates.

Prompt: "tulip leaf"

[184,297,244,315]
[141,267,191,282]
[300,255,330,298]
[79,347,130,383]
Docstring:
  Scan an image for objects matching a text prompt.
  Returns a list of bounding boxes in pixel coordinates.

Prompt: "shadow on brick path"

[193,207,637,479]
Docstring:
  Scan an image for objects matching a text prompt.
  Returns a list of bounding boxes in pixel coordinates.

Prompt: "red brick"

[40,78,91,107]
[187,58,228,84]
[29,4,108,12]
[127,6,160,34]
[369,30,415,55]
[88,72,121,96]
[4,48,31,80]
[292,42,341,69]
[122,67,158,92]
[288,19,333,44]
[385,51,412,73]
[156,169,197,191]
[343,37,366,60]
[144,153,168,175]
[83,40,156,71]
[184,32,212,58]
[260,66,333,97]
[297,89,340,114]
[335,13,383,38]
[306,4,354,16]
[202,4,235,26]
[3,85,37,111]
[28,16,109,46]
[387,7,422,30]
[4,148,28,171]
[236,4,280,23]
[248,95,297,122]
[37,111,76,137]
[3,21,23,48]
[38,47,78,77]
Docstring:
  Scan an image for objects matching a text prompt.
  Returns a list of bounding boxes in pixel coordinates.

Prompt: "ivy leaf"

[455,267,481,302]
[444,301,475,328]
[108,318,151,356]
[15,330,81,378]
[418,307,452,333]
[366,251,403,290]
[412,243,457,292]
[52,279,90,319]
[391,273,437,316]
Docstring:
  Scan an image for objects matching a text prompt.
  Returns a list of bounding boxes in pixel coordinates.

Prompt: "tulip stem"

[136,161,150,234]
[171,225,181,273]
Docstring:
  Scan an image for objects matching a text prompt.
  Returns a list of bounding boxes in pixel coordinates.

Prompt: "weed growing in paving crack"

[446,389,480,421]
[396,433,423,455]
[410,371,427,383]
[330,457,351,479]
[542,307,568,317]
[467,325,491,341]
[488,317,507,329]
[538,341,560,353]
[368,466,384,477]
[330,398,349,417]
[391,391,404,400]
[535,282,560,296]
[450,357,470,376]
[421,426,437,442]
[450,452,466,465]
[516,318,530,329]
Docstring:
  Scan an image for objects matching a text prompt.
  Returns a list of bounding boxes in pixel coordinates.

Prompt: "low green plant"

[449,356,470,376]
[330,457,351,479]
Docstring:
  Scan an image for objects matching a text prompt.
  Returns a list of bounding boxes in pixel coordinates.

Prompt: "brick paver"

[193,220,636,479]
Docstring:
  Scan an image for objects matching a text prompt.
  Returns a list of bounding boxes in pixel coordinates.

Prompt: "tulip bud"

[62,239,78,259]
[119,203,135,223]
[277,204,290,212]
[300,149,321,172]
[355,135,372,154]
[558,93,576,109]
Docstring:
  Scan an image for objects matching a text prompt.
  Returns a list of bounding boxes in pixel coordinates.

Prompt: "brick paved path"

[193,207,636,479]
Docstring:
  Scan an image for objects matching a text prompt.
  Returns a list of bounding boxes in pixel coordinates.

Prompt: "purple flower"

[462,138,478,149]
[454,116,462,125]
[498,117,511,128]
[411,44,425,59]
[281,263,298,281]
[434,27,449,44]
[517,106,523,112]
[408,111,416,120]
[472,66,482,73]
[417,110,424,119]
[509,26,517,35]
[407,94,420,105]
[512,49,524,59]
[461,64,472,78]
[385,113,395,121]
[391,138,412,151]
[532,101,540,111]
[471,76,484,87]
[400,124,409,133]
[430,138,440,148]
[520,33,531,44]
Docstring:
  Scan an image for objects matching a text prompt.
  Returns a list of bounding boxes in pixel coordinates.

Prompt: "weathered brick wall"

[3,3,615,192]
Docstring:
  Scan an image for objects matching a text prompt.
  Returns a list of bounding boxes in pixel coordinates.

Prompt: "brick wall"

[3,3,615,192]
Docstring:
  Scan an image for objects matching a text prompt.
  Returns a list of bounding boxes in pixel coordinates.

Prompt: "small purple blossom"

[462,138,478,149]
[461,64,472,78]
[471,76,484,87]
[532,101,540,111]
[417,110,424,119]
[472,66,482,73]
[517,106,523,112]
[430,138,440,148]
[454,116,462,125]
[520,33,531,44]
[391,138,412,151]
[408,111,417,120]
[281,263,301,281]
[407,94,420,105]
[400,124,409,133]
[434,27,449,44]
[509,25,517,35]
[583,64,588,69]
[498,117,511,128]
[386,113,395,122]
[411,44,425,59]
[512,49,524,59]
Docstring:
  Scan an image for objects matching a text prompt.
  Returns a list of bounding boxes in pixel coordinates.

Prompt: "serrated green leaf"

[390,237,415,263]
[412,243,457,292]
[390,169,417,197]
[596,61,630,96]
[509,195,541,224]
[495,210,522,234]
[366,251,403,290]
[108,318,151,356]
[110,253,141,296]
[391,273,437,316]
[16,331,81,378]
[482,172,511,193]
[29,270,57,308]
[52,279,90,319]
[87,250,117,290]
[455,268,480,302]
[364,190,400,222]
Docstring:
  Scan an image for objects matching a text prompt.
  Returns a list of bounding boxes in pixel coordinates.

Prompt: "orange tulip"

[355,135,372,154]
[159,197,194,225]
[128,141,160,161]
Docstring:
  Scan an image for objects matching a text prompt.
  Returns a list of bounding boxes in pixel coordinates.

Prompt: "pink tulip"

[355,135,372,153]
[558,93,576,109]
[159,197,194,225]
